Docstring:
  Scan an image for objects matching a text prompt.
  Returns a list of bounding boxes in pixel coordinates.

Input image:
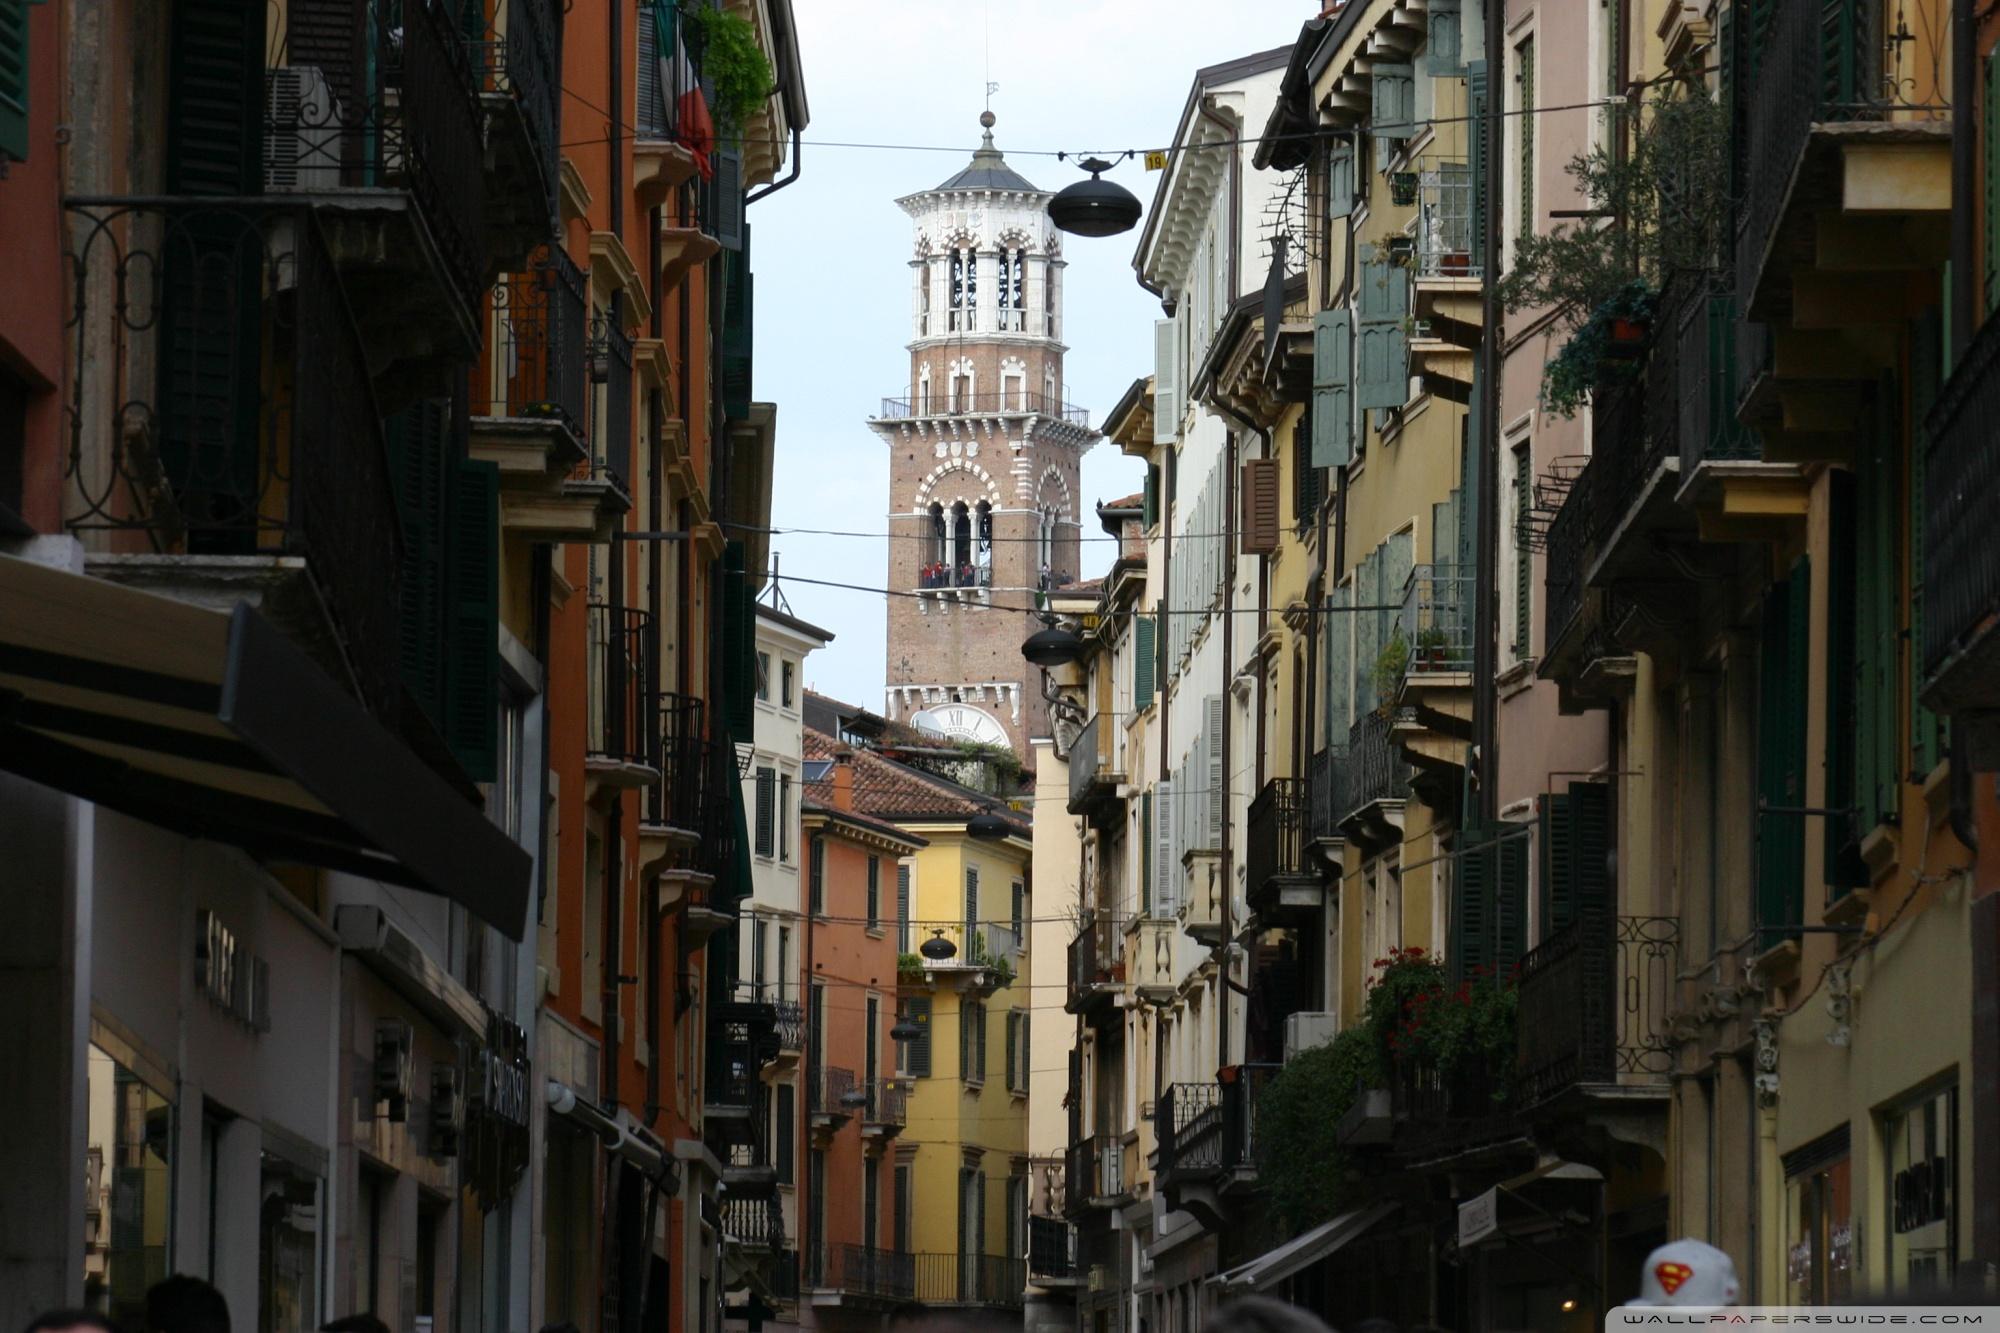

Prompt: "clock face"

[911,704,1009,748]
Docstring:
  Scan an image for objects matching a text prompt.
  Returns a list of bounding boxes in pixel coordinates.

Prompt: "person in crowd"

[144,1278,229,1333]
[1627,1237,1740,1308]
[23,1311,118,1333]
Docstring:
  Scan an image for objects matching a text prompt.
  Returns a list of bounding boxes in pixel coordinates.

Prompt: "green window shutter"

[907,996,932,1077]
[722,227,754,421]
[1825,471,1862,897]
[1372,63,1415,143]
[1513,447,1532,657]
[1757,559,1809,942]
[810,834,825,913]
[386,402,451,729]
[755,767,776,856]
[0,0,29,162]
[1516,37,1536,244]
[1858,381,1899,832]
[1496,833,1529,978]
[1986,53,2000,311]
[1453,828,1492,985]
[1467,62,1490,265]
[1426,0,1464,76]
[867,856,880,926]
[446,457,501,782]
[1355,261,1410,410]
[1325,584,1353,744]
[1141,791,1153,916]
[1909,310,1945,779]
[1311,308,1354,468]
[1133,613,1156,706]
[1538,793,1572,936]
[1569,780,1612,925]
[721,540,757,736]
[166,0,265,193]
[710,146,746,251]
[1004,1011,1018,1092]
[1328,143,1356,219]
[1143,464,1159,528]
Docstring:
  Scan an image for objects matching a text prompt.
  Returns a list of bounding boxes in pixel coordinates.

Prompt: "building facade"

[869,117,1098,765]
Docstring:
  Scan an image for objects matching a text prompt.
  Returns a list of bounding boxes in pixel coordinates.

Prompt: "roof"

[1099,491,1145,512]
[801,796,929,851]
[755,601,836,644]
[933,114,1041,193]
[802,728,1031,835]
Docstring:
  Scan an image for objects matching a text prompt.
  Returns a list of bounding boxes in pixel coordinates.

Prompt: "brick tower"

[870,112,1097,764]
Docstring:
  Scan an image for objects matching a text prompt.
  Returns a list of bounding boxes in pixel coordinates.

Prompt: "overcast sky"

[750,0,1307,708]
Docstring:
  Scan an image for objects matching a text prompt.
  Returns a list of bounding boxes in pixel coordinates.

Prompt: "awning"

[0,553,531,938]
[1459,1158,1605,1249]
[1210,1201,1398,1295]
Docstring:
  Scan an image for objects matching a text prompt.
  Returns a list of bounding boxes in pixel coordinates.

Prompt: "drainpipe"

[1472,0,1505,827]
[747,128,804,205]
[1219,423,1239,1072]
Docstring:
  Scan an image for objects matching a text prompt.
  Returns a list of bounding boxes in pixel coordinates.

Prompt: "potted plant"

[1416,624,1451,668]
[1390,172,1419,206]
[1372,630,1411,713]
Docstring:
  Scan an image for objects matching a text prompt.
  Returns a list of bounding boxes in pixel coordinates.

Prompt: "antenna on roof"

[761,555,796,616]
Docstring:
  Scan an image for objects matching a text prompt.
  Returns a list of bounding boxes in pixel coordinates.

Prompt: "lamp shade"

[1048,159,1142,238]
[890,1015,922,1042]
[1023,625,1085,667]
[920,930,958,961]
[966,810,1012,840]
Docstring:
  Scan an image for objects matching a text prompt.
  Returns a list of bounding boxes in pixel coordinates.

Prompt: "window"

[85,1046,174,1333]
[894,1164,913,1253]
[1516,35,1537,248]
[809,982,826,1070]
[918,261,932,336]
[897,861,913,951]
[808,1150,826,1262]
[865,994,881,1086]
[752,918,768,995]
[867,856,881,929]
[780,659,795,708]
[899,995,932,1077]
[964,865,980,943]
[1783,1129,1853,1305]
[777,926,792,1002]
[1004,1010,1031,1093]
[583,829,604,1020]
[1512,442,1532,658]
[1884,1085,1957,1290]
[757,651,772,702]
[809,835,825,913]
[775,1083,795,1185]
[949,246,976,331]
[779,772,793,863]
[961,1000,988,1083]
[1010,880,1024,941]
[261,1153,321,1333]
[754,767,776,857]
[864,1157,881,1253]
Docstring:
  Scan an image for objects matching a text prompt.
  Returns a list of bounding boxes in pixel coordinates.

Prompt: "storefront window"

[1886,1084,1957,1292]
[259,1153,320,1333]
[1783,1137,1852,1305]
[84,1045,173,1330]
[544,1117,599,1333]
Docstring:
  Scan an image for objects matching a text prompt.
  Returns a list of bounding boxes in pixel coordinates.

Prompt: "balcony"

[1066,712,1126,817]
[1028,1215,1077,1285]
[61,202,405,724]
[769,1001,805,1061]
[1306,746,1345,849]
[909,922,1017,992]
[1332,713,1411,847]
[809,1244,916,1306]
[1245,779,1319,927]
[807,1066,861,1132]
[547,317,637,542]
[633,1,710,207]
[265,0,490,410]
[473,247,592,520]
[638,691,706,877]
[584,603,658,793]
[860,1078,909,1141]
[1582,278,1692,587]
[704,1001,777,1126]
[1129,916,1178,1004]
[1155,1083,1223,1186]
[459,0,562,268]
[1410,162,1481,384]
[1737,0,1948,336]
[721,1195,786,1253]
[1155,1068,1272,1225]
[1516,914,1680,1111]
[659,737,739,916]
[1178,853,1225,946]
[1065,912,1122,1015]
[1922,305,2000,728]
[875,391,1091,427]
[1063,1133,1129,1213]
[1391,564,1474,768]
[915,560,994,606]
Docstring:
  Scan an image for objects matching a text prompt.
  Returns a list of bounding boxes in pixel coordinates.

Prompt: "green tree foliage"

[683,4,775,137]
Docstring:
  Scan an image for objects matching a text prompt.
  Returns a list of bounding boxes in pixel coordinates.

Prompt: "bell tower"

[869,113,1097,764]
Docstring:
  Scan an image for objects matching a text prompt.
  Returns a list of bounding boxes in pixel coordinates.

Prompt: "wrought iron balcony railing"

[1336,712,1412,827]
[1307,745,1344,844]
[61,201,404,720]
[1065,912,1120,1012]
[1675,271,1759,474]
[1155,1082,1223,1178]
[589,315,636,493]
[807,1066,860,1118]
[458,0,562,205]
[912,1252,1028,1308]
[1923,295,2000,707]
[811,1244,916,1301]
[1028,1215,1076,1281]
[877,392,1091,426]
[267,0,490,304]
[1399,563,1474,678]
[1543,458,1594,655]
[861,1078,908,1129]
[663,737,738,880]
[644,690,707,831]
[1516,914,1680,1108]
[1066,711,1113,814]
[771,1000,804,1054]
[1245,778,1311,904]
[585,603,653,771]
[474,244,589,437]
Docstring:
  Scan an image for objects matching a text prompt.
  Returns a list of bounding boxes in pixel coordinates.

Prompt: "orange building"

[793,750,925,1331]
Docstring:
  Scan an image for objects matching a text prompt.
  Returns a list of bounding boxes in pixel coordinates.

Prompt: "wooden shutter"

[722,541,757,736]
[1517,37,1537,244]
[867,856,880,927]
[1495,833,1529,977]
[0,0,29,161]
[1825,471,1862,894]
[386,403,451,728]
[906,995,932,1077]
[1756,560,1809,941]
[1452,827,1492,984]
[1327,142,1356,219]
[894,1165,912,1251]
[896,861,911,943]
[1204,693,1227,847]
[1010,881,1024,938]
[1909,310,1945,778]
[1988,54,2000,312]
[1569,780,1612,927]
[1005,1012,1019,1092]
[1538,792,1572,937]
[1154,319,1181,443]
[1143,464,1160,528]
[1512,446,1532,657]
[1240,459,1280,555]
[1355,261,1411,410]
[1426,0,1464,75]
[721,229,754,421]
[1154,778,1177,915]
[810,835,826,913]
[287,0,361,122]
[1468,62,1491,266]
[755,768,776,856]
[964,865,979,933]
[1372,63,1415,142]
[1134,613,1157,706]
[960,1003,974,1080]
[776,1083,795,1184]
[447,457,501,782]
[1863,378,1900,832]
[636,0,662,137]
[168,0,267,193]
[710,146,745,250]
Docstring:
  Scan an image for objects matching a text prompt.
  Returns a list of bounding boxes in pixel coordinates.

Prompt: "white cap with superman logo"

[1629,1238,1741,1307]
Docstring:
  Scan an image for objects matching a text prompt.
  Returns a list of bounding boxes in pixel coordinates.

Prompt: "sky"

[748,0,1310,709]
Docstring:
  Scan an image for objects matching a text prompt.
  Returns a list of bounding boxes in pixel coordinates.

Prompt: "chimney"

[831,749,856,812]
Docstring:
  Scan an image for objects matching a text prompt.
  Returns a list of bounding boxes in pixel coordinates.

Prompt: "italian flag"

[655,0,715,179]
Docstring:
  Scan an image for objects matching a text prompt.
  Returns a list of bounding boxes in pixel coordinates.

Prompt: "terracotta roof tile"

[802,728,1030,834]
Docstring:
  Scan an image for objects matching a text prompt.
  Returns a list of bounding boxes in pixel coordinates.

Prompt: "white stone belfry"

[868,113,1099,765]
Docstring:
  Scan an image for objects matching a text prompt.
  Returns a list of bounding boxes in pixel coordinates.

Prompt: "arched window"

[1010,249,1026,330]
[951,502,972,584]
[976,501,993,584]
[949,246,976,332]
[927,502,947,584]
[919,261,932,336]
[1037,506,1059,580]
[918,365,932,414]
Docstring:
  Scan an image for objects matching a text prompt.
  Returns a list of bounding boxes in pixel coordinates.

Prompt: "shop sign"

[1457,1187,1499,1248]
[464,1014,531,1208]
[195,909,271,1033]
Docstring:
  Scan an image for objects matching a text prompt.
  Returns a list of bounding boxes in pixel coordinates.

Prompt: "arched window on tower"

[927,502,947,585]
[1002,371,1024,411]
[996,250,1013,329]
[975,501,993,586]
[918,364,932,414]
[1043,365,1057,414]
[950,366,972,414]
[948,246,976,332]
[1037,506,1059,584]
[1044,258,1057,337]
[1010,249,1027,331]
[919,261,932,336]
[951,502,972,586]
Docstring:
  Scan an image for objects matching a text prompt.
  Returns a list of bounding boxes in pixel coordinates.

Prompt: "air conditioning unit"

[374,1018,415,1122]
[1283,1010,1340,1063]
[265,66,344,192]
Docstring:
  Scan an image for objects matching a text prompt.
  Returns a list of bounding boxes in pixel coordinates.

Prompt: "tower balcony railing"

[61,201,404,722]
[918,562,993,590]
[877,392,1090,426]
